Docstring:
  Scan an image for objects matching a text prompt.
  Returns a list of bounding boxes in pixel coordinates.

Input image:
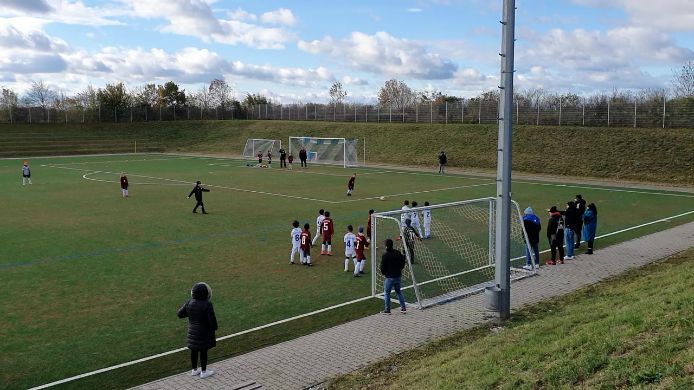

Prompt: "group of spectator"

[522,194,598,268]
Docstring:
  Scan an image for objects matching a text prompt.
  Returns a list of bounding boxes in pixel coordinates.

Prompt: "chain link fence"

[1,97,692,128]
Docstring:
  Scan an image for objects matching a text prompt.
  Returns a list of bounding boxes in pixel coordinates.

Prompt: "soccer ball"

[379,196,385,201]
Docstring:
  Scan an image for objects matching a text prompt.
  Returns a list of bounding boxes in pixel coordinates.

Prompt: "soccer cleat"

[546,260,556,265]
[200,369,215,379]
[290,261,295,265]
[353,273,360,277]
[192,211,197,213]
[327,252,332,256]
[306,263,313,267]
[381,310,391,315]
[359,271,365,274]
[202,212,208,214]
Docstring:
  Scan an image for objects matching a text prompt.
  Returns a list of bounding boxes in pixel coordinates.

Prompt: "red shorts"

[322,234,332,243]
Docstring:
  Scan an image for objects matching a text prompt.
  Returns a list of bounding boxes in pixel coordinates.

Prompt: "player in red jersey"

[287,153,294,170]
[346,173,356,196]
[120,172,129,198]
[354,226,369,276]
[320,211,334,255]
[300,223,312,266]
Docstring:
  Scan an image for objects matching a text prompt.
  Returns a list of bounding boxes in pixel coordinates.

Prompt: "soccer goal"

[288,137,359,167]
[370,197,537,309]
[242,139,282,159]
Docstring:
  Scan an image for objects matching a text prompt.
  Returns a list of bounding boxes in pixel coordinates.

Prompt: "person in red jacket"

[320,211,334,255]
[120,173,129,198]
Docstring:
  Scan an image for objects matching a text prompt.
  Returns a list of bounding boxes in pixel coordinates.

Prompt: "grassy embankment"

[328,249,694,389]
[1,121,692,184]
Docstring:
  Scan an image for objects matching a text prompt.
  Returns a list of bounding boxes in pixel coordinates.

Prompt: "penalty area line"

[27,295,376,390]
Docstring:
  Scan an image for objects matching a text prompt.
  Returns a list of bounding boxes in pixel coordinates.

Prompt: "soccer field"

[1,153,693,389]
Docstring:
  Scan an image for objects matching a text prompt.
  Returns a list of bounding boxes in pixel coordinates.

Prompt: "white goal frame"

[242,139,282,159]
[288,136,358,168]
[370,197,537,309]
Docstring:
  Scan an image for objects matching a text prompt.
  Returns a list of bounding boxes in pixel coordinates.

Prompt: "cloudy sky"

[1,0,693,103]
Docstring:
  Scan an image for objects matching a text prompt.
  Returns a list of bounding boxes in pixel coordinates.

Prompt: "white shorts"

[345,251,356,258]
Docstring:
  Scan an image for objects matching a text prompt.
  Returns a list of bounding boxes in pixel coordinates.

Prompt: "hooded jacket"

[547,212,564,239]
[177,283,218,350]
[522,212,541,245]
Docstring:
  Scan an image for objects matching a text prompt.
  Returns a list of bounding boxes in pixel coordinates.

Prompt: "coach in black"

[279,148,287,168]
[299,147,308,168]
[188,181,210,214]
[380,239,407,314]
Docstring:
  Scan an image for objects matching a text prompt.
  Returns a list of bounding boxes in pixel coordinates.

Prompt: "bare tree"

[24,80,56,114]
[209,78,234,118]
[671,60,694,98]
[1,87,18,108]
[329,81,347,104]
[76,84,99,110]
[377,79,416,110]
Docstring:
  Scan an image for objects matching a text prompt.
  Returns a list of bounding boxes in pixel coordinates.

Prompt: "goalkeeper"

[400,218,422,264]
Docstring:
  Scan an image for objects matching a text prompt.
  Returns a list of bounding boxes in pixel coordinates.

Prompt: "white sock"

[344,258,349,271]
[306,255,311,264]
[328,244,332,253]
[353,259,359,275]
[359,260,365,272]
[321,244,326,252]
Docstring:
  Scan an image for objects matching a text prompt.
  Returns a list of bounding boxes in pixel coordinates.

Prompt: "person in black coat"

[187,181,210,214]
[574,194,586,248]
[299,147,308,168]
[561,201,580,259]
[379,239,407,314]
[178,282,218,378]
[546,206,565,265]
[279,148,287,168]
[438,150,447,174]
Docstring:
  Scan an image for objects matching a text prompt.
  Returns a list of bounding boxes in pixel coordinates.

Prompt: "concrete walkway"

[132,221,694,390]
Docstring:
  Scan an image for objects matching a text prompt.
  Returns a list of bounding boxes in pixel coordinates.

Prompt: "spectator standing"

[582,203,598,255]
[438,150,447,174]
[22,161,32,185]
[188,181,210,214]
[562,201,580,260]
[279,148,287,168]
[287,153,294,170]
[120,173,129,198]
[522,207,541,270]
[379,239,407,314]
[574,195,586,248]
[177,282,218,379]
[546,206,565,265]
[299,147,308,168]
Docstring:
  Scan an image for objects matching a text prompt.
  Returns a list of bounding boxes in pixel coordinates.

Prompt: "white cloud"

[407,8,423,13]
[572,0,694,31]
[298,31,458,79]
[260,8,296,26]
[0,1,122,27]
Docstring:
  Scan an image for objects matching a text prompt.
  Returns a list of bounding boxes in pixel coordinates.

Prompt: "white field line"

[82,172,189,186]
[207,163,390,177]
[515,180,694,198]
[27,209,694,389]
[45,165,339,204]
[28,295,375,390]
[45,156,194,166]
[335,182,495,204]
[0,152,148,161]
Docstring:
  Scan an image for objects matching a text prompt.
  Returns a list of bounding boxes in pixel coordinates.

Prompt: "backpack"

[556,215,565,233]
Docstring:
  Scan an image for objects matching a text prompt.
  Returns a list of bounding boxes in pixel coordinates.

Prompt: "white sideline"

[517,180,694,198]
[27,209,694,389]
[82,172,189,186]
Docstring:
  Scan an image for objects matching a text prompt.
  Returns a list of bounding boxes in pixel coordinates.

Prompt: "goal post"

[242,139,282,159]
[288,137,359,168]
[370,197,536,309]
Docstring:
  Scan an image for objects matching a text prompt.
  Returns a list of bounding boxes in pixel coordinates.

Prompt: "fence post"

[633,101,636,128]
[662,96,666,128]
[516,99,519,124]
[461,98,465,123]
[65,109,67,124]
[365,105,368,122]
[479,100,482,124]
[98,105,101,122]
[582,100,585,126]
[445,101,448,124]
[114,107,117,123]
[536,101,539,125]
[29,107,32,124]
[354,104,357,122]
[130,106,133,123]
[389,104,392,123]
[430,101,433,123]
[402,105,405,123]
[377,105,380,123]
[82,107,85,123]
[558,97,562,126]
[187,106,190,120]
[159,105,162,121]
[607,100,610,127]
[415,103,418,122]
[47,108,50,123]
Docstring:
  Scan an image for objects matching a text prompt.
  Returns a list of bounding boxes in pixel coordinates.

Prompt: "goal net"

[288,137,359,167]
[370,197,536,309]
[242,139,282,159]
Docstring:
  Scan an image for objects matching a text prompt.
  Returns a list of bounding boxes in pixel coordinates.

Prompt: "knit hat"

[524,207,533,215]
[548,206,558,213]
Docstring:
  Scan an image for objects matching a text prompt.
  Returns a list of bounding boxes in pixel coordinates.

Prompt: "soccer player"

[400,200,410,227]
[267,150,272,165]
[366,209,374,244]
[343,225,357,272]
[287,153,294,170]
[401,218,422,264]
[290,220,302,264]
[187,181,210,214]
[312,209,325,245]
[300,223,312,266]
[346,173,356,196]
[320,211,334,255]
[21,161,32,185]
[422,202,432,239]
[120,172,129,198]
[279,148,287,168]
[257,151,263,164]
[354,226,369,276]
[438,150,447,174]
[410,201,424,238]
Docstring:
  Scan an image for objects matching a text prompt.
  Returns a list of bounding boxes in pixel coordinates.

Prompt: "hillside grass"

[328,249,694,389]
[1,121,692,184]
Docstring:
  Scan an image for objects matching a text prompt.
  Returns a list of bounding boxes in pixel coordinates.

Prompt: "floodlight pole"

[494,0,515,320]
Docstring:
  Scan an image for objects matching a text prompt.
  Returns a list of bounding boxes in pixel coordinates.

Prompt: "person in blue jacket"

[582,203,598,255]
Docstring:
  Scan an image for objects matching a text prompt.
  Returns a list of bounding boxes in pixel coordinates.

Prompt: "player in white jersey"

[22,161,32,185]
[400,200,410,227]
[343,225,357,272]
[410,201,424,238]
[312,209,325,245]
[422,201,432,238]
[289,220,302,264]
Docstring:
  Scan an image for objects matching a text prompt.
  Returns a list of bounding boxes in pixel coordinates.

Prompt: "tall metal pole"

[494,0,515,320]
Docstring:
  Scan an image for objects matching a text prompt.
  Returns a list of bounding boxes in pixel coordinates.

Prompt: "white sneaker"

[200,369,215,379]
[565,256,575,260]
[191,368,201,376]
[522,264,533,271]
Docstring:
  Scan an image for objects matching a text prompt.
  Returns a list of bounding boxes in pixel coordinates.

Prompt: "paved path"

[132,221,694,390]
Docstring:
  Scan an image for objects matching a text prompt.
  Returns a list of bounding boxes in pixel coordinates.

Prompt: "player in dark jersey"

[120,172,129,198]
[300,223,312,266]
[257,151,263,164]
[346,173,356,196]
[267,150,272,165]
[187,181,210,214]
[320,211,334,255]
[400,218,421,264]
[354,226,369,276]
[287,153,294,169]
